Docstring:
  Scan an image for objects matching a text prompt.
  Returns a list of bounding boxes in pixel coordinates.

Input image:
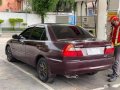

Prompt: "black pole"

[74,2,76,25]
[107,0,110,10]
[92,0,97,37]
[85,2,87,16]
[81,1,84,26]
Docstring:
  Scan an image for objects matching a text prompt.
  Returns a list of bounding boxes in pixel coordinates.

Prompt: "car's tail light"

[63,44,83,57]
[104,45,114,55]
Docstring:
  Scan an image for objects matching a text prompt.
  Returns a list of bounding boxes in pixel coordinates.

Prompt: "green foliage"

[23,0,32,13]
[32,0,59,23]
[31,0,75,23]
[27,0,32,7]
[0,19,4,24]
[16,18,24,28]
[56,0,75,12]
[23,8,32,13]
[9,18,16,30]
[9,18,24,30]
[16,18,24,23]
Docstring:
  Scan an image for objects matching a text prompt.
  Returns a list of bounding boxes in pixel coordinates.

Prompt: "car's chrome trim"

[48,58,62,62]
[89,65,110,69]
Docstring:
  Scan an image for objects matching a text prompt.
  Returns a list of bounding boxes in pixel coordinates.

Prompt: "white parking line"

[92,83,120,90]
[112,83,120,88]
[92,87,105,90]
[0,57,54,90]
[92,85,108,90]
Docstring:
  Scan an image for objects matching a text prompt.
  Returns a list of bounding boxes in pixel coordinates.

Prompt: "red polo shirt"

[111,23,120,46]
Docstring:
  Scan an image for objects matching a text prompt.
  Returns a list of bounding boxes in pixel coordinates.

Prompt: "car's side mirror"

[12,34,20,39]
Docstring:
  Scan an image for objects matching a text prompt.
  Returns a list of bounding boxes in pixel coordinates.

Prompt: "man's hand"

[107,35,112,42]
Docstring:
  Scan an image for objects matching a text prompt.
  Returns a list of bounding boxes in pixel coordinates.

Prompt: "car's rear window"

[51,25,93,40]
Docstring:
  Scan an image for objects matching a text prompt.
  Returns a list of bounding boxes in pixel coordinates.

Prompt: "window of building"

[88,9,94,16]
[0,0,2,5]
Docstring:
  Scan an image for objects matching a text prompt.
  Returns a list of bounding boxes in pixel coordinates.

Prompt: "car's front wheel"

[37,58,54,83]
[6,46,16,62]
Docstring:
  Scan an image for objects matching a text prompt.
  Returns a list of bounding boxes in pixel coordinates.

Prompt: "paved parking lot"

[0,36,120,90]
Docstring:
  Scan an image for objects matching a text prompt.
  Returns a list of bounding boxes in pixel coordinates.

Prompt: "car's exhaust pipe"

[65,75,79,79]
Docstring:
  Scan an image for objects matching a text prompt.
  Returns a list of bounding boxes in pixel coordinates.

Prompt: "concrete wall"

[0,12,69,27]
[76,16,95,28]
[0,12,41,28]
[0,12,96,29]
[56,16,69,24]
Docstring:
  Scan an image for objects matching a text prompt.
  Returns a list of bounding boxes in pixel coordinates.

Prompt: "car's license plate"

[86,48,102,55]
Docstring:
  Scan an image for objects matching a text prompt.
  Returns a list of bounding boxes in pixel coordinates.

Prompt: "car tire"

[37,58,55,83]
[6,46,16,62]
[87,72,98,75]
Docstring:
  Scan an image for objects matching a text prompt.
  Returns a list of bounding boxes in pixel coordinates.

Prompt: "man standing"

[108,16,120,82]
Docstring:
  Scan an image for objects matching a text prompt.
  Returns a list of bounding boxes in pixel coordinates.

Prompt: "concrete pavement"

[0,36,120,90]
[0,58,48,90]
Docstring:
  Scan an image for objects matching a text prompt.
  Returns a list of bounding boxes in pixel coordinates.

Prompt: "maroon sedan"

[5,24,115,83]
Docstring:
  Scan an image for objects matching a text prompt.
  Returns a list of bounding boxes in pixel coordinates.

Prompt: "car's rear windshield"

[51,25,93,40]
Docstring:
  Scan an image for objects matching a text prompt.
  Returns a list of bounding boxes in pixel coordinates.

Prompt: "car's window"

[20,28,32,39]
[40,30,48,40]
[51,25,93,39]
[30,27,47,40]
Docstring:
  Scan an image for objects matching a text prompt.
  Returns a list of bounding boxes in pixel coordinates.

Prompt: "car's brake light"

[63,44,83,57]
[104,45,114,55]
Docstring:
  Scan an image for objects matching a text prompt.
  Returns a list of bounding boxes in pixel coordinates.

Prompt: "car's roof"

[28,23,76,27]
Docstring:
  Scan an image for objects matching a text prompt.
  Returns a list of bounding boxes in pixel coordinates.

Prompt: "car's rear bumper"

[48,57,115,75]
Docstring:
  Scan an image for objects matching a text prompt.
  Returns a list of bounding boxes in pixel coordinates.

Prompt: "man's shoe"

[107,76,118,82]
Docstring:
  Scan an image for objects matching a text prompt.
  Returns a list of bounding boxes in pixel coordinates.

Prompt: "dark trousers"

[112,46,120,76]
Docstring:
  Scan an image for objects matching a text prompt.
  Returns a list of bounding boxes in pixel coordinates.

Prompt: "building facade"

[0,0,25,12]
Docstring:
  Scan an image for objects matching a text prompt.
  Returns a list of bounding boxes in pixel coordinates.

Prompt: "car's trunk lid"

[58,38,113,60]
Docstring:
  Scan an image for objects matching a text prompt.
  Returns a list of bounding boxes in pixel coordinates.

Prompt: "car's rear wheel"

[37,58,54,83]
[6,46,16,62]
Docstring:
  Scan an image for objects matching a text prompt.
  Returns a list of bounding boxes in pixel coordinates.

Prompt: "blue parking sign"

[68,15,76,25]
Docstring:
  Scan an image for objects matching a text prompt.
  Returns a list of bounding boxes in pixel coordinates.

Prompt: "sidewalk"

[0,37,11,44]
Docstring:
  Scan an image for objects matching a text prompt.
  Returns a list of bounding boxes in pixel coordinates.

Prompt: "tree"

[0,19,4,25]
[27,0,32,6]
[16,18,24,28]
[9,18,17,30]
[32,0,59,23]
[24,0,32,13]
[0,19,4,31]
[56,0,75,12]
[0,19,3,35]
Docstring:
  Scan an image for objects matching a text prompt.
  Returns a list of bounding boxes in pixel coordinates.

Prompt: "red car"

[5,24,115,83]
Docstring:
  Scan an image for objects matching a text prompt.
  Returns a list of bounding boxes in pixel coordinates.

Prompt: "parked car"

[5,24,115,83]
